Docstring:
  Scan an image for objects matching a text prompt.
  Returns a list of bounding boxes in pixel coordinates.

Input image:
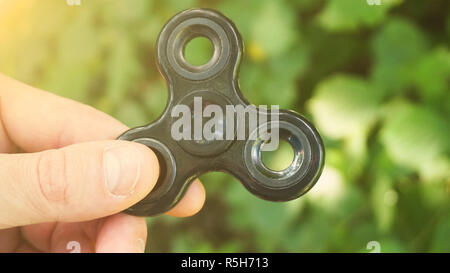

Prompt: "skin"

[0,74,206,252]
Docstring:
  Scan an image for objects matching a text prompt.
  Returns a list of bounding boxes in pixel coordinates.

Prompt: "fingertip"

[126,141,160,199]
[165,179,205,217]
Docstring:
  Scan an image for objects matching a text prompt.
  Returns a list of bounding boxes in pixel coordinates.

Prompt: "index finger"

[0,74,128,152]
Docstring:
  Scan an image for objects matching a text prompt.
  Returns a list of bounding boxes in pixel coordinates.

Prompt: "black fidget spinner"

[118,8,325,216]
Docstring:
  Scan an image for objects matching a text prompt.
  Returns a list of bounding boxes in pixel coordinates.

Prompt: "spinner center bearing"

[174,90,233,157]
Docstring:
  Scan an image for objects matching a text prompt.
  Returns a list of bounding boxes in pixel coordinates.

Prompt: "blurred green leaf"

[380,101,450,181]
[308,74,381,139]
[371,17,427,95]
[41,9,103,103]
[114,99,148,128]
[371,175,397,232]
[413,47,450,105]
[318,0,397,31]
[106,36,143,105]
[225,180,292,251]
[430,215,450,252]
[142,81,169,121]
[251,0,296,57]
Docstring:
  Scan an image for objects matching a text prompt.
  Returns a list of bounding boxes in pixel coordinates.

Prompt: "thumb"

[0,140,158,228]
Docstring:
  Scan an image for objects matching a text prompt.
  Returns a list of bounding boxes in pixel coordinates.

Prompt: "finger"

[0,140,159,228]
[165,179,205,217]
[47,222,95,253]
[0,110,15,153]
[0,228,20,252]
[22,179,206,252]
[20,222,56,252]
[0,74,128,152]
[23,220,101,252]
[13,243,41,253]
[95,213,147,253]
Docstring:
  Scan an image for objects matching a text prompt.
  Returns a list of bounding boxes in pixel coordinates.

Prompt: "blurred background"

[0,0,449,252]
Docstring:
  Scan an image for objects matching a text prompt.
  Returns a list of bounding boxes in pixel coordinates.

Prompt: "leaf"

[344,222,379,252]
[40,9,103,103]
[56,12,101,65]
[102,0,152,27]
[318,0,397,32]
[142,81,169,122]
[172,233,213,253]
[240,48,308,108]
[430,215,450,252]
[42,64,94,103]
[308,74,381,139]
[372,237,405,252]
[371,175,397,232]
[105,36,143,105]
[269,47,309,82]
[225,179,292,251]
[218,0,261,39]
[371,17,427,95]
[251,0,295,57]
[114,99,148,128]
[239,63,294,107]
[307,166,346,207]
[413,47,450,104]
[282,209,333,252]
[380,101,450,181]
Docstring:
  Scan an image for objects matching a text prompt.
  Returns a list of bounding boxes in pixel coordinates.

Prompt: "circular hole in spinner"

[244,121,312,189]
[260,138,296,172]
[183,36,215,67]
[167,17,230,80]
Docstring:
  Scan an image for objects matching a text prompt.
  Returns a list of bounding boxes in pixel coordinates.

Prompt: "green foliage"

[318,0,398,31]
[380,101,449,181]
[0,0,448,252]
[251,0,296,57]
[371,17,428,96]
[308,74,381,138]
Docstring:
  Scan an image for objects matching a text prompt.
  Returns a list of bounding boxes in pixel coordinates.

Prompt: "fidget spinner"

[118,8,325,216]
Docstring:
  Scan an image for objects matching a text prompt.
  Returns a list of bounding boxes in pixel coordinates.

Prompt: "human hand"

[0,74,205,252]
